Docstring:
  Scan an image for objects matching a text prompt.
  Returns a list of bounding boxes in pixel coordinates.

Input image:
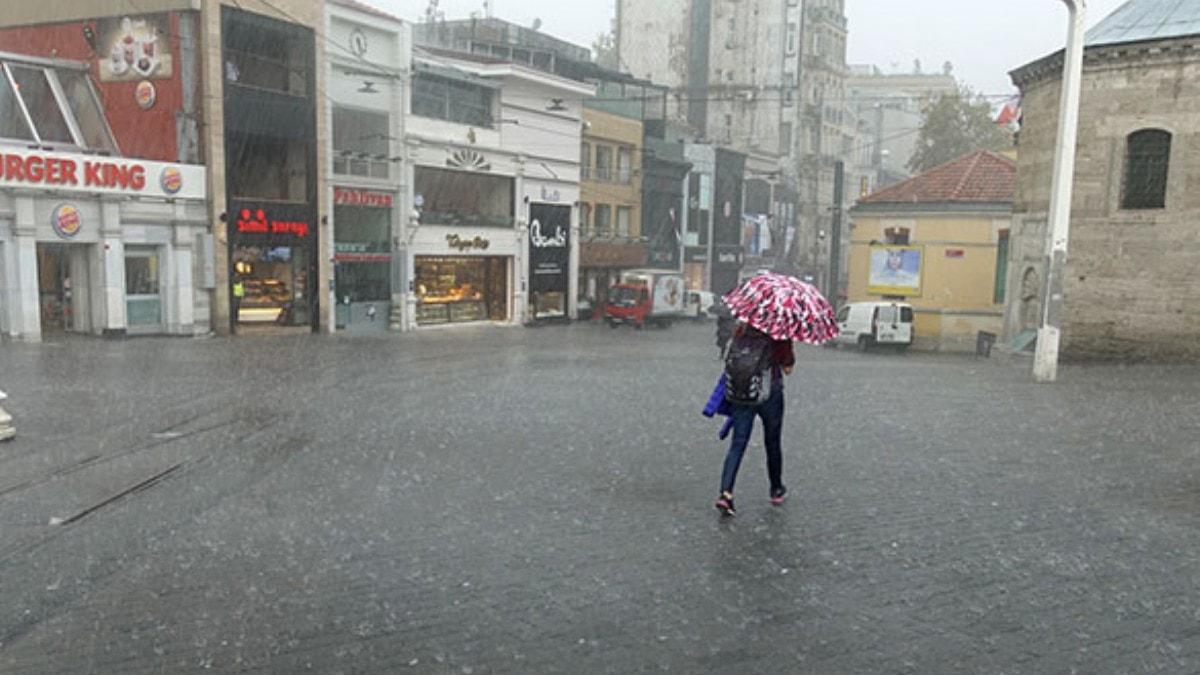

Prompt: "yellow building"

[579,108,644,309]
[846,151,1015,352]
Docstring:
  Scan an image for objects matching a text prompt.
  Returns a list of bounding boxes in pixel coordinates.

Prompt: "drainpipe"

[1033,0,1086,383]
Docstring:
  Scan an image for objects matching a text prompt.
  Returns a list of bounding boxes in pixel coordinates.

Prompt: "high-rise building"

[617,0,851,294]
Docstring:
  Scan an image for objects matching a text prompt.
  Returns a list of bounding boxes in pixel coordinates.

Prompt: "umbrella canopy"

[722,272,840,344]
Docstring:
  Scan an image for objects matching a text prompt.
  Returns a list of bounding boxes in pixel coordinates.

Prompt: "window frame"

[331,105,391,180]
[1120,128,1171,211]
[411,72,495,128]
[593,203,612,236]
[0,57,118,153]
[594,145,613,181]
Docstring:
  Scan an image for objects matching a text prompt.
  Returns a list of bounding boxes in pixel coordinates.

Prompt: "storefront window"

[233,245,311,326]
[334,204,391,303]
[414,167,513,228]
[332,107,389,179]
[7,65,74,145]
[414,256,507,325]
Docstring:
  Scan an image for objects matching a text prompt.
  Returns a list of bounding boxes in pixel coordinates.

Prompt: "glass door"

[125,247,163,333]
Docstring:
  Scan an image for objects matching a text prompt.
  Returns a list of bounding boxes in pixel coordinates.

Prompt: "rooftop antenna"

[483,0,493,19]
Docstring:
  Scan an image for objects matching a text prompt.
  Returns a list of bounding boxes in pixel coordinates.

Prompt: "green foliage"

[908,86,1011,173]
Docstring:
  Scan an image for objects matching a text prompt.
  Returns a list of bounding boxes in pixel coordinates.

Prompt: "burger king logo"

[51,203,82,239]
[160,166,183,195]
[135,80,156,110]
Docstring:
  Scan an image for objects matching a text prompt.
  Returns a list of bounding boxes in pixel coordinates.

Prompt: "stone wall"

[1006,38,1200,361]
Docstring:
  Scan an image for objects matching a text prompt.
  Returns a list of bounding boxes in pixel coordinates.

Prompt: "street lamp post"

[1033,0,1087,382]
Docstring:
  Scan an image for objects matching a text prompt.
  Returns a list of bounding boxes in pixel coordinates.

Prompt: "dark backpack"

[723,332,773,405]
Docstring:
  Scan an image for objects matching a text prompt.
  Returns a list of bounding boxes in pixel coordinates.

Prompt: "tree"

[592,20,617,70]
[908,86,1011,173]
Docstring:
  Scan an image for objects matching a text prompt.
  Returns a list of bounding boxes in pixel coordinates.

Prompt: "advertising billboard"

[867,245,923,296]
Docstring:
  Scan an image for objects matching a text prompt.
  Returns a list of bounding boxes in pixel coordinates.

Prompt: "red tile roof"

[860,150,1016,205]
[329,0,405,24]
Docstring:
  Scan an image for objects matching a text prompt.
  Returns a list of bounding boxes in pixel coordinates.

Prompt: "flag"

[996,95,1021,127]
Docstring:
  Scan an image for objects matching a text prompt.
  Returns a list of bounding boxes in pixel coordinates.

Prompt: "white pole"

[1033,0,1087,383]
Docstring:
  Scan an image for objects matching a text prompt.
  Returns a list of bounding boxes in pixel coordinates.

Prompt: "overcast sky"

[378,0,1130,95]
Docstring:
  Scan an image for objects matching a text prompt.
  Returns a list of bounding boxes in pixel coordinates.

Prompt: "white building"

[403,49,591,328]
[325,0,411,332]
[0,52,208,342]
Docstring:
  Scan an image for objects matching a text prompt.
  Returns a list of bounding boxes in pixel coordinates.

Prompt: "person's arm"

[775,341,795,374]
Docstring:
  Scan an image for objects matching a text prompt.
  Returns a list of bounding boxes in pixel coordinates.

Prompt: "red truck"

[604,270,687,329]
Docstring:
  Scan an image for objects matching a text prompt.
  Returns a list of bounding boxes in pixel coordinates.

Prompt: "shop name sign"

[0,148,204,200]
[236,208,309,237]
[446,234,489,251]
[334,187,393,208]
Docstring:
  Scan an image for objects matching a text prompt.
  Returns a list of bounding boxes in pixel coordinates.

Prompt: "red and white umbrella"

[722,272,840,345]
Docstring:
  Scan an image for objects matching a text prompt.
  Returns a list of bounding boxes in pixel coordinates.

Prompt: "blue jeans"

[719,392,785,494]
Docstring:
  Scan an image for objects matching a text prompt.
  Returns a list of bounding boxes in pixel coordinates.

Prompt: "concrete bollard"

[0,390,13,442]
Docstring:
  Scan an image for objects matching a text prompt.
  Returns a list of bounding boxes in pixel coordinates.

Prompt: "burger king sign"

[159,166,183,195]
[51,203,82,239]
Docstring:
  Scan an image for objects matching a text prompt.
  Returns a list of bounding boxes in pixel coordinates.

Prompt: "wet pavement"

[2,323,1200,674]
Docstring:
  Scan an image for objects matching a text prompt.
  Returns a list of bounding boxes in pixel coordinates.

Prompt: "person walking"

[707,272,839,516]
[714,323,793,515]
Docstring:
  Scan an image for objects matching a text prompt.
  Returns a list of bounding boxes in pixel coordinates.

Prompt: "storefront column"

[99,198,127,336]
[568,203,580,320]
[513,157,528,323]
[9,197,41,342]
[170,221,196,334]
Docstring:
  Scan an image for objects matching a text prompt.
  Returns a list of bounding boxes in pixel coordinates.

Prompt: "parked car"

[685,290,719,319]
[833,301,914,350]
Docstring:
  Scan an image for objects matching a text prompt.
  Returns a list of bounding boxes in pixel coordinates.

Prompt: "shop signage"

[334,187,394,208]
[684,247,708,263]
[236,207,310,237]
[539,186,561,202]
[446,234,489,251]
[715,245,743,267]
[945,249,965,258]
[528,204,570,293]
[0,148,204,200]
[159,166,182,194]
[50,203,82,239]
[135,80,157,109]
[98,14,173,82]
[334,252,391,263]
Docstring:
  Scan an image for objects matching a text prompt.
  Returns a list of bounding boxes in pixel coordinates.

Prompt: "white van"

[833,302,914,349]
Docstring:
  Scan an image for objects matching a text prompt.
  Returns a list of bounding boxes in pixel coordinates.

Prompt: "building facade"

[325,0,410,333]
[579,108,645,311]
[0,0,329,340]
[848,151,1014,352]
[404,50,590,328]
[792,0,853,296]
[1004,0,1200,360]
[617,0,796,283]
[0,10,210,341]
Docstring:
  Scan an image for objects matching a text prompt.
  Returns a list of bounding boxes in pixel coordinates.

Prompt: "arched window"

[1121,129,1171,210]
